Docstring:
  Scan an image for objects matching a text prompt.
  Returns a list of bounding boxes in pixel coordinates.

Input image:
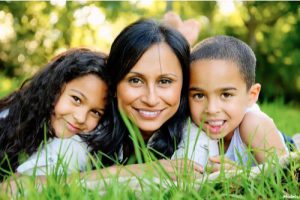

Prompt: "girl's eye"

[128,77,143,85]
[72,96,81,104]
[91,110,102,118]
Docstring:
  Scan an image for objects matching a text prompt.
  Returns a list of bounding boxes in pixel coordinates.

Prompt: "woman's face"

[117,42,183,140]
[51,74,107,138]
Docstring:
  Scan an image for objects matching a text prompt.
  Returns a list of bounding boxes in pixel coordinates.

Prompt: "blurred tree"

[0,1,299,103]
[241,2,300,102]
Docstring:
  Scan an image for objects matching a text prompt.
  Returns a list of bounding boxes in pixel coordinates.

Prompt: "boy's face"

[189,59,258,140]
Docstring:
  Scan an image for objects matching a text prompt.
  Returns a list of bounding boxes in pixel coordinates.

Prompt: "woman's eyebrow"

[130,71,178,76]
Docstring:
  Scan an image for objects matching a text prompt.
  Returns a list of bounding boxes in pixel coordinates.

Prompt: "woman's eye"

[159,78,172,85]
[128,77,142,85]
[72,96,81,104]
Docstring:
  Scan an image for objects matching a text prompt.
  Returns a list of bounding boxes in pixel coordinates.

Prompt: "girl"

[0,48,111,179]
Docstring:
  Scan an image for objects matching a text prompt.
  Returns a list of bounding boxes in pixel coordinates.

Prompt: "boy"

[188,35,288,169]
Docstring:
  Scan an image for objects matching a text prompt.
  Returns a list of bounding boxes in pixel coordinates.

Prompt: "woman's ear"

[248,83,261,105]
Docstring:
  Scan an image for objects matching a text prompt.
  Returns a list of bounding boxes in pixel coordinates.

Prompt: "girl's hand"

[0,173,25,196]
[163,11,200,46]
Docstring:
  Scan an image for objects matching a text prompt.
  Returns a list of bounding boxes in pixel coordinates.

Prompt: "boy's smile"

[189,59,253,141]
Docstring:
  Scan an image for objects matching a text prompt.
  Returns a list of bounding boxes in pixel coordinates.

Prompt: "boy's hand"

[163,11,200,46]
[206,156,237,173]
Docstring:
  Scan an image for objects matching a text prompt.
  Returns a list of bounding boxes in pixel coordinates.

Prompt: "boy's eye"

[128,77,143,85]
[221,92,233,99]
[72,96,81,104]
[192,93,204,100]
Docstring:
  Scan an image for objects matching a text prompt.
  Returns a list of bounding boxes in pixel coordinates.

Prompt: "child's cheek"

[86,118,100,133]
[190,101,203,126]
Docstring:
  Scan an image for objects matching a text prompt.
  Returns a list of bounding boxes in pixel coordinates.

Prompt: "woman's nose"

[140,85,159,106]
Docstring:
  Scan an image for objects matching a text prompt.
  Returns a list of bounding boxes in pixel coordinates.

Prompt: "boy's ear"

[248,83,261,105]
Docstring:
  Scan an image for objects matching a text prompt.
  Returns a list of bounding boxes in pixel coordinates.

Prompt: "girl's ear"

[248,83,261,106]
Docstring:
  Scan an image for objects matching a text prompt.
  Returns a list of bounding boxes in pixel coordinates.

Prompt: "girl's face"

[117,42,183,140]
[51,74,108,138]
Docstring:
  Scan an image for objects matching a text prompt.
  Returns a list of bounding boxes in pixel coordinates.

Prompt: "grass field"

[0,146,299,199]
[260,100,300,137]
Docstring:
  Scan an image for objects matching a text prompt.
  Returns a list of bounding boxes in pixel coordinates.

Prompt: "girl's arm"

[81,159,202,181]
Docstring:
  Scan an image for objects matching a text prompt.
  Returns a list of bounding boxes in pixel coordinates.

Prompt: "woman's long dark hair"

[0,48,110,177]
[93,19,190,163]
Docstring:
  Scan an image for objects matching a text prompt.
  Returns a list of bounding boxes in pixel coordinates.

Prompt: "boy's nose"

[205,99,220,114]
[140,85,159,106]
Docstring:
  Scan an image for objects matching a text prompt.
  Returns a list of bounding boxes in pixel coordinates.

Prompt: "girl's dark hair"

[94,19,190,163]
[0,48,109,177]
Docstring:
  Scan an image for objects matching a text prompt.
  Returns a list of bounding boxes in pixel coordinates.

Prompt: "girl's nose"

[73,109,87,124]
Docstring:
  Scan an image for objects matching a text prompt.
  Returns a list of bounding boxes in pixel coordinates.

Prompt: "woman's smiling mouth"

[135,109,163,119]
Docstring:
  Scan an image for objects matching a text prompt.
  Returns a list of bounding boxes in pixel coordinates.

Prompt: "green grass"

[1,152,299,199]
[0,106,299,199]
[260,100,300,137]
[0,89,299,199]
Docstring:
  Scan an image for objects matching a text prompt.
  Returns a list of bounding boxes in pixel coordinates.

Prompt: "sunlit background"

[0,1,300,103]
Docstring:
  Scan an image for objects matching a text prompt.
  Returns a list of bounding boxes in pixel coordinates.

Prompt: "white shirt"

[16,135,89,175]
[1,109,89,175]
[172,122,219,167]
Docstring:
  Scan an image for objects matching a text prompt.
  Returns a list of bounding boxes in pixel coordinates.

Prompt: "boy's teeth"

[207,121,224,126]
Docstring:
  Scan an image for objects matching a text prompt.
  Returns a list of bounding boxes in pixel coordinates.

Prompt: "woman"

[80,18,206,181]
